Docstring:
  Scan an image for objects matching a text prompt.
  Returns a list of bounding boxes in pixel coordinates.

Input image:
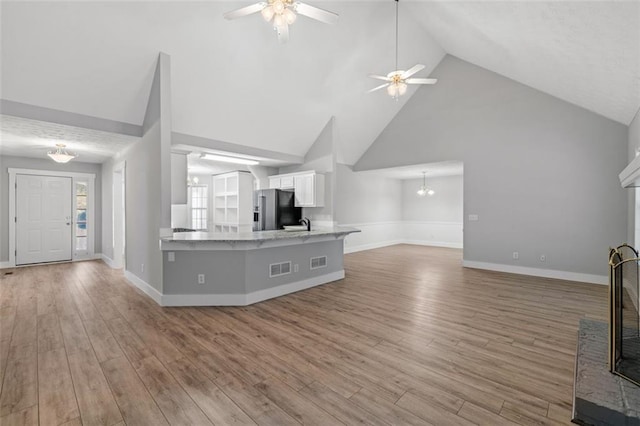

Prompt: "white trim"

[8,168,96,180]
[8,168,96,268]
[161,270,345,307]
[101,254,117,269]
[123,270,163,304]
[403,239,464,249]
[344,240,404,254]
[402,221,463,226]
[620,154,640,188]
[0,255,101,269]
[461,260,607,285]
[341,221,402,227]
[344,239,463,254]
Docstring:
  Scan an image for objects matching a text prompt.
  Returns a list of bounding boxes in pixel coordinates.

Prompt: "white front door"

[16,174,73,265]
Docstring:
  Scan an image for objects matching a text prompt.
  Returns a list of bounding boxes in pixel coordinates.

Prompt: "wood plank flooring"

[0,244,608,425]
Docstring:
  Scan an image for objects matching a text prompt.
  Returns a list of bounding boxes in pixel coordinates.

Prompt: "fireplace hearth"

[571,245,639,426]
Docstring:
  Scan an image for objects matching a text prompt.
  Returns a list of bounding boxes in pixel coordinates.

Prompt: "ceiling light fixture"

[224,0,338,44]
[417,172,435,197]
[47,144,77,163]
[200,153,260,166]
[368,0,437,99]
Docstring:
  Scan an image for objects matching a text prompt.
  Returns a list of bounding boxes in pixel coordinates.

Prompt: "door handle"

[66,222,71,225]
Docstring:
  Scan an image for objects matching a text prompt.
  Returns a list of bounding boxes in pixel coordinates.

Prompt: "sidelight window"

[75,181,88,253]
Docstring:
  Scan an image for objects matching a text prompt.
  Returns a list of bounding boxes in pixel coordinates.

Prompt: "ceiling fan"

[224,0,339,44]
[368,0,437,99]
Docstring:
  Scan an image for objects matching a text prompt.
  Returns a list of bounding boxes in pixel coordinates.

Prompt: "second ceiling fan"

[368,0,437,99]
[224,0,338,44]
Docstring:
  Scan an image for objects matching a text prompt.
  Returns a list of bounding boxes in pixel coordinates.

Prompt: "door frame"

[112,161,126,269]
[8,168,96,268]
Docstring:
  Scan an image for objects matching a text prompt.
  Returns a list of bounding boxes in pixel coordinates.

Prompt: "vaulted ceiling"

[1,1,638,166]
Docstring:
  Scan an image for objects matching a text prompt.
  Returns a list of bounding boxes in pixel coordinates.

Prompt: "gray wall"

[102,123,163,290]
[279,118,336,222]
[355,55,628,276]
[402,175,463,223]
[0,154,102,262]
[162,240,343,295]
[334,164,402,224]
[101,54,169,292]
[627,109,640,245]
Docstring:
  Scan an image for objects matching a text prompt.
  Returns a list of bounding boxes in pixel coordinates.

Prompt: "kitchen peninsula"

[159,226,359,306]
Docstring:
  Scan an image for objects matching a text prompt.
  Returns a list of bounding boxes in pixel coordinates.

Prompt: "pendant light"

[417,172,434,197]
[47,144,77,163]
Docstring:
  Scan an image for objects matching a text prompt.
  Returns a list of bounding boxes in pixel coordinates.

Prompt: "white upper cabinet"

[269,171,325,207]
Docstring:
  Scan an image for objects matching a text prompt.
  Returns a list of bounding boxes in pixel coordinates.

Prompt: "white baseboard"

[345,239,461,254]
[403,240,463,249]
[344,240,404,254]
[462,260,607,285]
[101,254,117,269]
[0,254,103,269]
[162,270,345,307]
[123,270,163,304]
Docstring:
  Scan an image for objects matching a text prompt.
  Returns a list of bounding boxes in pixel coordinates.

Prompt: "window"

[190,185,208,230]
[75,182,88,251]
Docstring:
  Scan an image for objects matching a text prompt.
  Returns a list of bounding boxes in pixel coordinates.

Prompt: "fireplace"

[608,244,640,386]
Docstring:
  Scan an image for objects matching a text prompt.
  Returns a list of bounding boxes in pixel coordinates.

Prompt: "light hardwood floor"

[0,244,608,425]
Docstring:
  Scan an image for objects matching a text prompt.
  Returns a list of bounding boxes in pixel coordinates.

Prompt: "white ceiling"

[355,160,463,180]
[1,1,638,166]
[0,115,139,163]
[407,1,640,125]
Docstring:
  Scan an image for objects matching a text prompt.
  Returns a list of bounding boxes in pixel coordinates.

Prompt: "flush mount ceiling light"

[368,0,437,99]
[47,144,77,163]
[417,172,435,197]
[200,153,260,165]
[224,0,338,44]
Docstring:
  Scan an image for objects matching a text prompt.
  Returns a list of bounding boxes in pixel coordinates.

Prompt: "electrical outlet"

[197,274,205,284]
[168,252,175,262]
[141,263,145,273]
[512,252,519,260]
[539,254,546,262]
[468,214,479,221]
[294,264,299,273]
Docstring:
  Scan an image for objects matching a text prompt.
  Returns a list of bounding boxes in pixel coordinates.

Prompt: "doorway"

[15,174,73,265]
[112,163,126,269]
[9,168,96,267]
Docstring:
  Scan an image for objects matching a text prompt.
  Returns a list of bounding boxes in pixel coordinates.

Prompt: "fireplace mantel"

[619,154,640,188]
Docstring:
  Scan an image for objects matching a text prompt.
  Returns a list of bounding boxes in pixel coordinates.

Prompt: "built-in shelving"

[213,171,253,232]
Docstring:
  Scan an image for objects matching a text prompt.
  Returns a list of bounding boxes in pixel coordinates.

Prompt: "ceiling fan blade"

[401,64,426,79]
[276,24,289,44]
[369,74,392,82]
[367,83,390,94]
[406,78,438,85]
[224,3,266,20]
[294,2,339,25]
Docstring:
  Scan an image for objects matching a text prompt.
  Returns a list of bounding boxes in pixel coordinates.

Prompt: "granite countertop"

[161,226,360,243]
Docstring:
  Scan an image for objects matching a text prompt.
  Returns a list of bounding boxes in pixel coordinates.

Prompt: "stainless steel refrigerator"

[253,189,302,231]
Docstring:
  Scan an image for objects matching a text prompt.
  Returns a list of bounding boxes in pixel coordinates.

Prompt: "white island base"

[159,227,359,306]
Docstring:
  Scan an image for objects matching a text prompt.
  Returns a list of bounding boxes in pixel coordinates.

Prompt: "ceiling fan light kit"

[224,0,338,44]
[368,0,437,99]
